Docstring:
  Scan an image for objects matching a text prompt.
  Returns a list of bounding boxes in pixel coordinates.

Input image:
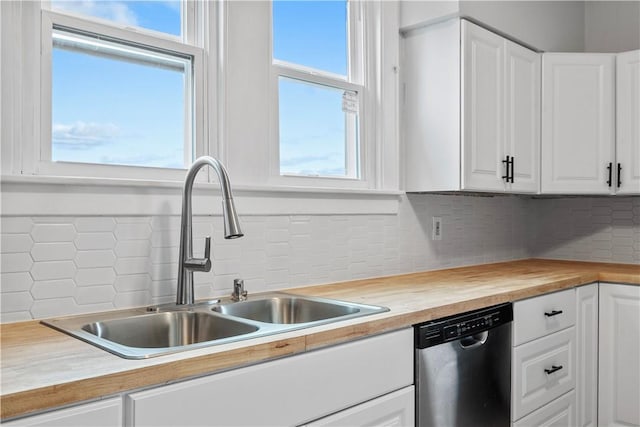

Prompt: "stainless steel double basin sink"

[42,293,388,359]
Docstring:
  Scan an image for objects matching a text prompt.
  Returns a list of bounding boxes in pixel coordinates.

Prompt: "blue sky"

[52,0,351,176]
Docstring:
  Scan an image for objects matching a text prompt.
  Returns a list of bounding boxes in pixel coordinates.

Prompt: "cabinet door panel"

[462,20,504,191]
[3,398,122,427]
[598,283,640,427]
[126,329,413,427]
[303,386,414,427]
[512,390,576,427]
[541,53,615,194]
[504,40,540,193]
[616,50,640,194]
[512,327,576,421]
[576,284,598,427]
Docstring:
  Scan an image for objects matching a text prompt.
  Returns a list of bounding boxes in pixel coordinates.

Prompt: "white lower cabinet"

[302,386,414,427]
[512,327,576,420]
[576,284,598,427]
[2,398,122,427]
[512,289,577,426]
[598,283,640,427]
[513,391,576,427]
[125,328,413,427]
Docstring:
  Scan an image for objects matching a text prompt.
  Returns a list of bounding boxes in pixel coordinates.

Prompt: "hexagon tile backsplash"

[1,194,638,323]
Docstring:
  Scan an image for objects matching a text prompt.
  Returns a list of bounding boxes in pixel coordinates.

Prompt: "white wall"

[585,1,640,52]
[400,1,586,51]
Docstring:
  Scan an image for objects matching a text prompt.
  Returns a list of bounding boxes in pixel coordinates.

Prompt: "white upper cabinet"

[616,50,640,195]
[403,19,540,193]
[461,20,505,192]
[541,53,616,194]
[504,40,541,193]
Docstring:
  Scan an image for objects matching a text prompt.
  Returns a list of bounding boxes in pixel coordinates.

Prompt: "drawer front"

[513,391,576,427]
[513,289,576,346]
[512,327,576,421]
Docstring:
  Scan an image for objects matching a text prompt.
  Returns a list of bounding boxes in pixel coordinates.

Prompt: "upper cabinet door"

[461,20,505,192]
[504,40,541,193]
[541,53,615,194]
[616,50,640,195]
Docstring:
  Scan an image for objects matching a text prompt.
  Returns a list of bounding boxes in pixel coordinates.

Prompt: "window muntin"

[51,28,192,169]
[50,0,182,37]
[272,0,364,183]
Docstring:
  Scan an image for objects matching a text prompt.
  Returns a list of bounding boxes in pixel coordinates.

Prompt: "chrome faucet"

[176,156,243,305]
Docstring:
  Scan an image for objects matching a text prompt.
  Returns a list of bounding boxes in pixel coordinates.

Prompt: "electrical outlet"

[432,217,442,241]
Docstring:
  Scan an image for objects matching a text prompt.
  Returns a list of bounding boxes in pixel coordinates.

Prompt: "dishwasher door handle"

[459,331,489,349]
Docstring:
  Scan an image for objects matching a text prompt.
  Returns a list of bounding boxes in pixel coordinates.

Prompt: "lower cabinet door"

[2,398,122,427]
[126,329,413,427]
[512,327,576,420]
[598,283,640,427]
[512,391,576,427]
[302,386,414,427]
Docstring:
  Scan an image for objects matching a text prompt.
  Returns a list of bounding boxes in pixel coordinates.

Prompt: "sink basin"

[82,311,258,348]
[212,296,360,324]
[42,293,388,359]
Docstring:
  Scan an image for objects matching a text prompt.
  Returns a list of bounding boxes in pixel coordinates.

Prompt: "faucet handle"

[184,236,212,272]
[204,236,211,261]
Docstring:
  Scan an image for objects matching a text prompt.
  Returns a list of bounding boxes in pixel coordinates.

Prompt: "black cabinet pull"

[544,310,563,317]
[617,163,622,188]
[544,365,563,375]
[502,156,511,182]
[502,156,514,183]
[607,162,613,187]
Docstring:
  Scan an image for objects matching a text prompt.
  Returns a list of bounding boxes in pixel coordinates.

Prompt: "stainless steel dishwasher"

[415,302,513,427]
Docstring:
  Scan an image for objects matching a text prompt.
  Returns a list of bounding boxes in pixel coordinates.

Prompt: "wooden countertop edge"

[1,259,638,420]
[1,336,306,420]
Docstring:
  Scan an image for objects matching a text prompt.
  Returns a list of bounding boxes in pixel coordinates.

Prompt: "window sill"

[0,175,402,216]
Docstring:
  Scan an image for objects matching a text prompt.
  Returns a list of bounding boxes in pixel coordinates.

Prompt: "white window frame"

[24,1,209,181]
[269,0,375,190]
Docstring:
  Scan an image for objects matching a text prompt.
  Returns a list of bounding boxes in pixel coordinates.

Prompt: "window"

[272,0,365,183]
[36,1,206,178]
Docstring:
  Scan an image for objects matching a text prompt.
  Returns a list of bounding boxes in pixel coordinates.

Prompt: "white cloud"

[52,121,120,149]
[51,1,138,27]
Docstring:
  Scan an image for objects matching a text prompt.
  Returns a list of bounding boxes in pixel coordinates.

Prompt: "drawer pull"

[544,310,563,317]
[544,365,563,375]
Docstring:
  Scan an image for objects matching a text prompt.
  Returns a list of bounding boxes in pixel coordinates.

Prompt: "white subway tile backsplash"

[1,217,33,233]
[75,233,117,250]
[32,242,77,262]
[31,261,76,281]
[75,268,116,287]
[114,274,151,292]
[31,224,76,243]
[75,285,116,305]
[1,234,33,253]
[114,222,152,241]
[0,272,33,292]
[1,253,34,273]
[1,292,33,312]
[31,279,76,299]
[115,240,152,258]
[76,250,117,268]
[1,195,636,322]
[74,217,116,233]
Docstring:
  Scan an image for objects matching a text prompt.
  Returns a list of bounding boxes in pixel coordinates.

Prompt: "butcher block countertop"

[1,259,639,420]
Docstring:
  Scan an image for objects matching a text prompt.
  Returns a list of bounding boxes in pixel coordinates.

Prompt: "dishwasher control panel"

[415,302,513,349]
